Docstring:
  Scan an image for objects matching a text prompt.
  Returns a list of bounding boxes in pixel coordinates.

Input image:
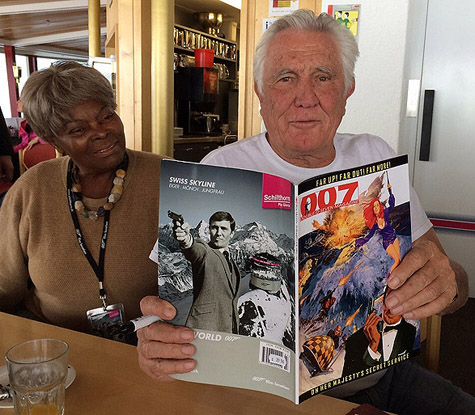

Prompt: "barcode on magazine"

[259,342,290,372]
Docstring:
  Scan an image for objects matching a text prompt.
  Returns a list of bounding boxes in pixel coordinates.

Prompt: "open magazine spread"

[155,155,420,404]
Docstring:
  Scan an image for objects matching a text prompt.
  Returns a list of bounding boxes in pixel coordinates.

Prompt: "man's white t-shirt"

[201,131,432,397]
[202,132,431,241]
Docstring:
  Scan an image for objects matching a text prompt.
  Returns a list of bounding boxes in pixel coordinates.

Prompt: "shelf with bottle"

[174,53,236,83]
[174,24,238,62]
[174,45,236,63]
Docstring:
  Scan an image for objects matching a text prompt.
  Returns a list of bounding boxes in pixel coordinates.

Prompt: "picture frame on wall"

[327,4,360,42]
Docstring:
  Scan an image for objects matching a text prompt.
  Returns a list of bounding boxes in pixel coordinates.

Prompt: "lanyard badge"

[86,304,126,341]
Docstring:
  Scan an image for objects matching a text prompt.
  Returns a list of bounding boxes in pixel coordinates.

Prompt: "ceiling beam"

[0,0,107,15]
[0,44,89,61]
[2,27,107,47]
[25,47,89,60]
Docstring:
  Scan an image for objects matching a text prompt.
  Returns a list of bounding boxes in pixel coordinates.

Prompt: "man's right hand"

[137,296,196,382]
[173,221,192,248]
[363,312,383,353]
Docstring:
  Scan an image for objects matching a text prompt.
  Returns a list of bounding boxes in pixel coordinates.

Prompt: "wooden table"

[0,312,362,415]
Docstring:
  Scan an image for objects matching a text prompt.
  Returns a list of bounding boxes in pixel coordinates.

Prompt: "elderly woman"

[0,62,164,340]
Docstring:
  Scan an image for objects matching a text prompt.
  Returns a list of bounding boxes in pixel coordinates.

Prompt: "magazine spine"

[293,184,300,404]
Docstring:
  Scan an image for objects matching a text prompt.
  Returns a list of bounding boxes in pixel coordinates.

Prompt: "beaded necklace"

[68,152,129,221]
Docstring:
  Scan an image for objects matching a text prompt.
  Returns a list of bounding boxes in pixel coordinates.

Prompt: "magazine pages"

[155,160,297,401]
[154,155,420,404]
[296,155,419,403]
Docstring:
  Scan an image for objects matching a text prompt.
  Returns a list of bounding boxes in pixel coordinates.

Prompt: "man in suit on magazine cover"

[137,9,474,415]
[342,289,416,377]
[173,211,240,334]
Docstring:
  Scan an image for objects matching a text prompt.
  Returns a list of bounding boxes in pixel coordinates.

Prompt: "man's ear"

[345,78,356,99]
[254,81,264,103]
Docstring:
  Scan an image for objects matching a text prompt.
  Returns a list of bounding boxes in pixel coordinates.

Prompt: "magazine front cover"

[156,160,297,401]
[296,155,420,403]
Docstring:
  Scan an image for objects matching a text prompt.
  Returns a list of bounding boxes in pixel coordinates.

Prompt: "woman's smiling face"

[53,100,126,175]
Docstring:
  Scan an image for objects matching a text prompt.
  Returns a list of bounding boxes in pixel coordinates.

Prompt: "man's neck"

[384,318,403,328]
[208,243,228,253]
[265,133,336,168]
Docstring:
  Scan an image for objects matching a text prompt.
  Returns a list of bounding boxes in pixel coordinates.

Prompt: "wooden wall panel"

[106,0,152,151]
[116,0,135,149]
[133,0,152,152]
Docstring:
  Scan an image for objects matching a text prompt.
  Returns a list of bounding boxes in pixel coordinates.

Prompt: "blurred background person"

[0,106,14,206]
[13,99,47,153]
[0,106,14,184]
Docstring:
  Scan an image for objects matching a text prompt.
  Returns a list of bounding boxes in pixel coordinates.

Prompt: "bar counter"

[174,134,237,162]
[0,312,363,414]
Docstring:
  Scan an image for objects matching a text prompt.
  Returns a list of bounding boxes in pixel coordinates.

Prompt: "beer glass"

[5,338,69,415]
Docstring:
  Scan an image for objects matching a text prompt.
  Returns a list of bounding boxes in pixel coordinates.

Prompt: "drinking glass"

[5,338,69,415]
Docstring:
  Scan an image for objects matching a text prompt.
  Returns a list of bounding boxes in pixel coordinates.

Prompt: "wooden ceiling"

[0,0,107,60]
[175,0,240,20]
[0,1,239,60]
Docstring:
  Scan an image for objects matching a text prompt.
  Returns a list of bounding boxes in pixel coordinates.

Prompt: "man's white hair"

[253,10,359,95]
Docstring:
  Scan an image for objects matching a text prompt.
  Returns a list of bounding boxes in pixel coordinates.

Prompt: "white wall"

[0,54,14,118]
[0,55,62,118]
[321,0,410,151]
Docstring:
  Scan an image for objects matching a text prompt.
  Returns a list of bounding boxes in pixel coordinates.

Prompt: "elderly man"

[137,10,473,414]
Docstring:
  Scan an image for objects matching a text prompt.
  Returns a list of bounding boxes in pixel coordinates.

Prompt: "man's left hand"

[385,228,467,319]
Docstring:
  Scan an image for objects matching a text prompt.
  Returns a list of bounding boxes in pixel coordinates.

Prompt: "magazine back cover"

[296,156,420,403]
[154,160,298,401]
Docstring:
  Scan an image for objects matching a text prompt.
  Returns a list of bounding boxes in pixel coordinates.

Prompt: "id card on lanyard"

[86,304,126,341]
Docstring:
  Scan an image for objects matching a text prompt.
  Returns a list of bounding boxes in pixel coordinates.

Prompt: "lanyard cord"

[66,160,110,308]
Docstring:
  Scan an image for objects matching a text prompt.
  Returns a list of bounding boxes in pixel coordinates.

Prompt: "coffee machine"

[175,66,221,136]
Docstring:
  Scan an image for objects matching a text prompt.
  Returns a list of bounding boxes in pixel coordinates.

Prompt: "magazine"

[154,155,420,404]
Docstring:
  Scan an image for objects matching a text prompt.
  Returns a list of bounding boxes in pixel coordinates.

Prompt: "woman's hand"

[25,137,40,151]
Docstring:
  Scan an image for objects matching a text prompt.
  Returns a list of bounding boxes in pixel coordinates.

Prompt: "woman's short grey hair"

[21,61,116,140]
[253,10,359,95]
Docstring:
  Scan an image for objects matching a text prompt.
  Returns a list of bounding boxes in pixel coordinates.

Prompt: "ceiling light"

[219,0,241,10]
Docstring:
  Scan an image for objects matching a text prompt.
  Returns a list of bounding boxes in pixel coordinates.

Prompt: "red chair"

[0,182,13,194]
[19,143,59,174]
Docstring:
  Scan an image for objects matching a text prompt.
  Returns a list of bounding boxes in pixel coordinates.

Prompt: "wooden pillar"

[238,0,322,139]
[106,0,152,151]
[133,0,152,152]
[117,0,136,149]
[28,55,38,74]
[4,45,19,117]
[88,0,102,57]
[425,315,441,372]
[150,0,174,157]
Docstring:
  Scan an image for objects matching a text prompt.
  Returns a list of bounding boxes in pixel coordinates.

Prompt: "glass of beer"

[5,338,69,415]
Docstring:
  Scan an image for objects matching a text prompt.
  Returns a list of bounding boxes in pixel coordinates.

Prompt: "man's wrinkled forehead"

[264,30,341,72]
[269,65,333,80]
